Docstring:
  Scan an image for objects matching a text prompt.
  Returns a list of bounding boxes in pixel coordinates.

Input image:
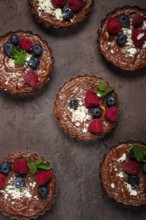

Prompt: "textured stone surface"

[0,0,146,220]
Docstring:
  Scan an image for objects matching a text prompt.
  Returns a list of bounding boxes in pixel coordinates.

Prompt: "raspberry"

[13,159,29,174]
[51,0,65,8]
[24,71,38,88]
[107,17,122,34]
[0,174,6,189]
[123,161,140,175]
[88,119,103,134]
[69,0,84,12]
[105,106,118,122]
[35,171,52,186]
[132,13,144,28]
[19,38,33,51]
[85,90,100,108]
[132,29,146,47]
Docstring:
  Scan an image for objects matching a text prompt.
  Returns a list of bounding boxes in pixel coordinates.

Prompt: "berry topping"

[14,176,25,188]
[0,174,6,189]
[3,42,14,55]
[116,33,127,47]
[38,186,49,199]
[132,13,144,28]
[105,106,118,122]
[88,119,103,134]
[141,163,146,174]
[24,71,38,88]
[19,38,33,51]
[132,29,146,47]
[69,0,84,12]
[10,34,20,45]
[13,159,29,174]
[91,107,101,118]
[85,90,100,108]
[51,0,65,8]
[106,95,117,107]
[35,171,52,186]
[28,56,40,69]
[123,161,140,175]
[0,162,11,175]
[107,17,122,34]
[128,175,139,186]
[129,148,136,160]
[32,44,43,56]
[63,8,74,21]
[118,15,130,28]
[69,100,78,110]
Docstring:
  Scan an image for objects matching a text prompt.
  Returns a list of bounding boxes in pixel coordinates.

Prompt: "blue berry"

[38,186,48,199]
[63,8,74,21]
[119,15,130,28]
[117,34,127,47]
[128,175,139,186]
[28,56,40,69]
[141,164,146,174]
[10,34,20,45]
[106,95,116,107]
[3,43,14,55]
[129,148,136,160]
[91,107,101,118]
[69,100,78,110]
[0,162,11,174]
[14,177,25,188]
[32,44,43,56]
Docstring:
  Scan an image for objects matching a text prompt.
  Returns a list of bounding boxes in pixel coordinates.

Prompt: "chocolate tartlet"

[28,0,94,29]
[100,141,146,206]
[98,6,146,71]
[0,152,56,219]
[54,75,119,140]
[0,31,53,95]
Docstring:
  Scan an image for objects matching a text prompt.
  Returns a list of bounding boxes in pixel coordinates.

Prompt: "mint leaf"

[97,81,106,92]
[133,144,144,162]
[101,87,115,97]
[15,52,27,66]
[27,162,37,174]
[37,164,52,170]
[12,47,21,58]
[34,159,43,166]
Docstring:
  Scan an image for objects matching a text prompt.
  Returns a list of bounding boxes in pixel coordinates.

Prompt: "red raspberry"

[24,71,38,88]
[132,29,146,47]
[51,0,65,8]
[105,106,118,122]
[19,38,33,51]
[13,159,29,174]
[35,171,52,186]
[132,13,144,28]
[69,0,84,12]
[123,161,140,175]
[88,119,103,134]
[85,90,100,108]
[0,174,6,189]
[107,17,122,34]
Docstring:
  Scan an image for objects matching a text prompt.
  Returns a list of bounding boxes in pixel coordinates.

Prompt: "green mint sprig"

[93,81,115,97]
[27,159,52,174]
[11,47,28,66]
[132,144,146,162]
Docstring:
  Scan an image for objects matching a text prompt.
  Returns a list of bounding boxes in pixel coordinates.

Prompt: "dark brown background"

[0,0,146,219]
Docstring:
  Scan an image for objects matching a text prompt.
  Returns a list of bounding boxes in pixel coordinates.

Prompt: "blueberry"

[69,100,78,110]
[129,148,136,160]
[38,186,48,199]
[32,44,43,56]
[3,42,14,55]
[117,34,127,47]
[141,163,146,174]
[91,107,101,118]
[106,95,116,107]
[128,175,139,186]
[119,15,130,28]
[10,34,20,45]
[28,56,40,69]
[14,177,25,188]
[0,162,11,174]
[63,8,74,21]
